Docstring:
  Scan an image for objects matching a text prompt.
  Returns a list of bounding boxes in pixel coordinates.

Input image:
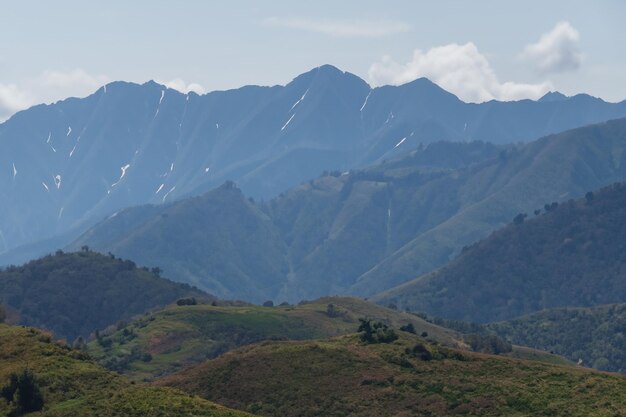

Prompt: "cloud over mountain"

[0,68,109,122]
[368,42,551,102]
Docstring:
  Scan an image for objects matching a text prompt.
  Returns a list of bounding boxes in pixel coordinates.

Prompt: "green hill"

[71,182,290,302]
[0,251,211,341]
[158,332,626,417]
[86,297,462,380]
[71,119,626,303]
[489,303,626,373]
[375,181,626,323]
[0,324,252,417]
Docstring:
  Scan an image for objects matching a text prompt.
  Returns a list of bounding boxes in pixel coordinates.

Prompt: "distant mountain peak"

[539,91,568,102]
[289,64,370,90]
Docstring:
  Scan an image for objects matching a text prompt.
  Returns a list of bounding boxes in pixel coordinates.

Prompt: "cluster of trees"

[357,319,398,344]
[1,370,44,416]
[176,297,198,306]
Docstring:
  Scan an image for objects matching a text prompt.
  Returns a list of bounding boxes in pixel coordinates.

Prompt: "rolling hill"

[375,181,626,323]
[0,324,253,417]
[86,297,461,380]
[2,64,626,259]
[0,250,211,341]
[72,118,626,302]
[158,332,626,417]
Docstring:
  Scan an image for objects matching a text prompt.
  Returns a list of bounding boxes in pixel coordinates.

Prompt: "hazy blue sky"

[0,0,624,119]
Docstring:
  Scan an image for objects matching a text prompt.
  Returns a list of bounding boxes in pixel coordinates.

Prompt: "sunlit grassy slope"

[87,297,461,380]
[159,332,626,417]
[0,324,253,417]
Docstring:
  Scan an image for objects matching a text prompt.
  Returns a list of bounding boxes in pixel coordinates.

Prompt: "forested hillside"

[0,251,210,340]
[489,303,626,373]
[375,181,626,322]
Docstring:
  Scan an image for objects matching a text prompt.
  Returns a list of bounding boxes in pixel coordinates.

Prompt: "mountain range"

[2,64,626,258]
[69,118,626,302]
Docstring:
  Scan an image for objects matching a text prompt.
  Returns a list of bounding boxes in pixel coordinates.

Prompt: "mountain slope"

[0,324,253,417]
[2,65,626,256]
[73,119,626,302]
[488,303,626,373]
[158,332,626,417]
[73,182,289,301]
[375,181,626,322]
[0,251,211,341]
[352,118,626,295]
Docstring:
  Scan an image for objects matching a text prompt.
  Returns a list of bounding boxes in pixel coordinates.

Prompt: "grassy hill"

[375,181,626,323]
[489,303,626,373]
[86,297,462,380]
[0,324,253,417]
[0,250,211,341]
[158,332,626,417]
[71,118,626,303]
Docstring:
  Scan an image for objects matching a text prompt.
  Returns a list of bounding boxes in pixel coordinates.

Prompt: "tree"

[150,267,162,277]
[72,336,85,350]
[409,343,432,361]
[262,300,274,307]
[400,323,416,334]
[358,319,398,344]
[0,305,6,323]
[1,369,44,415]
[326,303,337,317]
[176,297,197,306]
[81,245,90,253]
[513,213,527,225]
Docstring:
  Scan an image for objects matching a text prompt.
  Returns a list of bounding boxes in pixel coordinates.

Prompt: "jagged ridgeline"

[1,64,626,258]
[0,250,212,341]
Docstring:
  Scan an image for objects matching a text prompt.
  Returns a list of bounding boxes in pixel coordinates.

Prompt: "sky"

[0,0,624,120]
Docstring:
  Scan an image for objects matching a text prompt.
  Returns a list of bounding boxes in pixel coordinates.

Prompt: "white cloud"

[37,68,109,91]
[263,17,410,38]
[0,83,33,122]
[159,78,206,94]
[368,42,552,102]
[522,22,582,74]
[0,69,109,122]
